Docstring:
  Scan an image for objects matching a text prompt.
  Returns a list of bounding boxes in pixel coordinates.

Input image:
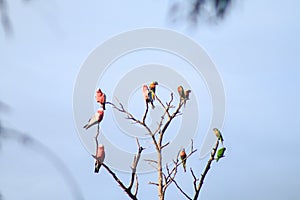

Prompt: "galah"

[177,86,191,107]
[216,147,226,162]
[95,88,106,110]
[149,81,158,99]
[180,148,187,172]
[83,108,104,130]
[93,145,105,173]
[142,85,149,101]
[142,85,154,109]
[213,128,224,145]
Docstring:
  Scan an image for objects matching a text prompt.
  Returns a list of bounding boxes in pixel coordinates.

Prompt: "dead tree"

[95,91,226,200]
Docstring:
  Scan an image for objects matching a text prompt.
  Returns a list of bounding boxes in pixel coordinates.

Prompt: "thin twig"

[165,149,197,181]
[161,100,183,137]
[128,138,144,191]
[161,142,170,149]
[153,111,167,136]
[94,123,100,151]
[155,95,171,118]
[102,163,138,200]
[162,143,197,197]
[171,179,192,200]
[142,102,149,124]
[193,139,219,200]
[107,100,160,151]
[134,175,139,196]
[147,161,159,170]
[144,159,158,164]
[99,133,144,200]
[190,168,198,192]
[148,182,159,186]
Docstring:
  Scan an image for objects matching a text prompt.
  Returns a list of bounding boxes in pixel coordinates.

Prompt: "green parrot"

[216,147,226,162]
[180,148,187,172]
[213,128,224,145]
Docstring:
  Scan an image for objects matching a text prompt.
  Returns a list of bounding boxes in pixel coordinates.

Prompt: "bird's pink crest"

[142,85,148,91]
[96,88,102,93]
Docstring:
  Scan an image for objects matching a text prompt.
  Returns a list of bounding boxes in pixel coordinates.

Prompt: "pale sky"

[0,0,300,199]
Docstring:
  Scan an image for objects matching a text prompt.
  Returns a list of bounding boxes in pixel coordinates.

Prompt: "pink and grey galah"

[95,88,106,110]
[93,144,105,173]
[83,108,104,130]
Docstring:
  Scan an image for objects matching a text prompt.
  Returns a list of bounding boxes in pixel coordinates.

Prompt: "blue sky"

[1,0,300,199]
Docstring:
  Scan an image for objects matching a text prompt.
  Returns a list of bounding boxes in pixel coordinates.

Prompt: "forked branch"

[100,136,145,200]
[106,100,159,151]
[163,140,197,198]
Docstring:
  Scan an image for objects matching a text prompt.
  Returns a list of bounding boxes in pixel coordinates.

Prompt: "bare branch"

[133,174,139,196]
[157,147,164,199]
[163,161,177,194]
[128,138,144,191]
[155,94,171,118]
[163,164,169,185]
[106,93,191,200]
[146,161,159,170]
[161,142,170,149]
[153,93,176,137]
[160,99,184,146]
[162,144,197,197]
[144,159,158,164]
[102,163,137,200]
[100,137,144,200]
[142,102,149,124]
[190,168,198,192]
[171,178,192,200]
[94,123,100,151]
[107,100,160,151]
[148,182,159,186]
[153,111,167,136]
[193,139,220,200]
[165,148,197,182]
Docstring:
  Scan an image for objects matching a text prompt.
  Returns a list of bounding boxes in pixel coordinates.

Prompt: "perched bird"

[177,86,185,101]
[216,147,226,162]
[95,88,106,110]
[142,85,149,100]
[180,148,187,172]
[213,128,224,145]
[177,86,191,107]
[149,81,158,99]
[93,145,105,173]
[83,108,104,130]
[149,90,155,102]
[142,85,154,109]
[185,90,191,100]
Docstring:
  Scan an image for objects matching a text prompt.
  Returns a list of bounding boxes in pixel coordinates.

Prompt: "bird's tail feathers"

[83,124,89,129]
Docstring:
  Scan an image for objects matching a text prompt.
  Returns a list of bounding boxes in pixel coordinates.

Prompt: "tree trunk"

[158,148,164,200]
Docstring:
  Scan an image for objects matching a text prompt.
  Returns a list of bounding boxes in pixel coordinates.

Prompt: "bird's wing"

[86,112,100,127]
[177,86,185,98]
